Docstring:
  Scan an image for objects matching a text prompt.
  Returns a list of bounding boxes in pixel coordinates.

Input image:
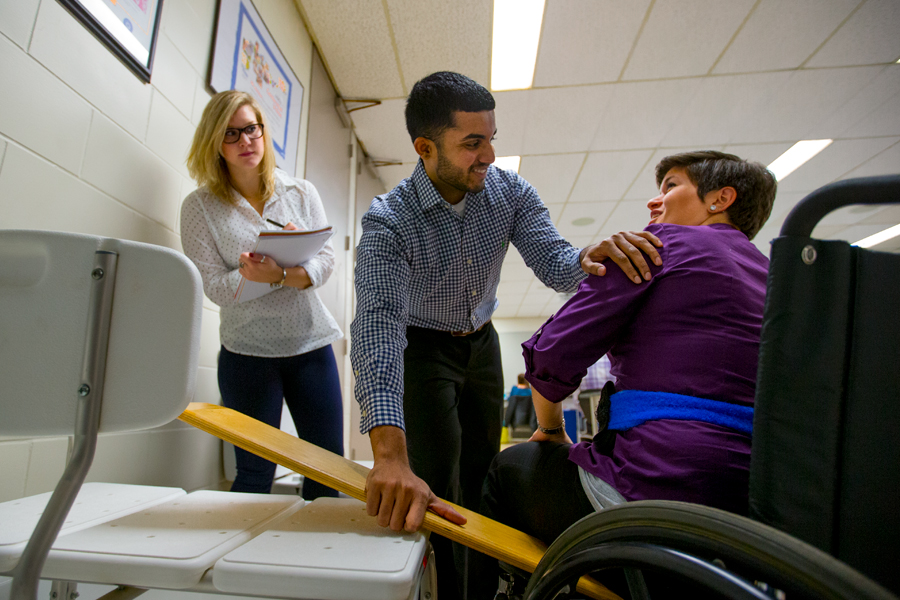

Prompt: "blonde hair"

[187,90,277,204]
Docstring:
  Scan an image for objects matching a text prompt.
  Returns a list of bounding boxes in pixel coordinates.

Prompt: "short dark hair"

[405,71,495,143]
[517,374,527,385]
[655,151,777,240]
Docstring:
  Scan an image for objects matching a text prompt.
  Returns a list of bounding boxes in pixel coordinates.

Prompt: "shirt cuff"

[304,260,322,288]
[522,331,579,402]
[358,391,406,434]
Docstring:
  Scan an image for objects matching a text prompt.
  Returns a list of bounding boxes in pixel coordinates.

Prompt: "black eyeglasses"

[223,123,264,144]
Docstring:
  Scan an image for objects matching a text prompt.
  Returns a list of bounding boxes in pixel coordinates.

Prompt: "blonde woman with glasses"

[181,90,343,498]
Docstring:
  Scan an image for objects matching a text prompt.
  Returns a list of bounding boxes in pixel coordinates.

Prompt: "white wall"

[493,318,547,395]
[304,47,351,385]
[346,152,388,462]
[0,0,317,500]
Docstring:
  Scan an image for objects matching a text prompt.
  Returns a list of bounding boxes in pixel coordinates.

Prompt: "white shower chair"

[0,230,433,600]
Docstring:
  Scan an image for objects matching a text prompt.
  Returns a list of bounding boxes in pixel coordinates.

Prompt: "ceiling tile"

[569,150,654,203]
[533,0,651,86]
[556,202,617,238]
[499,264,533,284]
[544,295,567,315]
[713,0,858,74]
[523,283,558,302]
[776,137,899,193]
[351,99,419,163]
[806,223,846,240]
[517,304,552,318]
[721,142,795,167]
[519,153,586,205]
[838,140,900,179]
[739,67,884,143]
[521,85,613,154]
[591,79,699,151]
[767,190,811,227]
[299,0,403,98]
[493,90,531,156]
[492,304,519,318]
[566,235,599,248]
[860,205,900,225]
[806,0,900,67]
[597,199,654,238]
[496,292,525,306]
[500,249,530,281]
[660,71,792,147]
[544,202,565,224]
[826,223,893,244]
[623,0,756,80]
[825,66,900,138]
[386,0,491,93]
[818,204,886,227]
[497,279,531,294]
[842,88,900,139]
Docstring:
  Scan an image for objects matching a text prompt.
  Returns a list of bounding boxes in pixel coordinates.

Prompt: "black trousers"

[468,441,596,599]
[403,323,504,600]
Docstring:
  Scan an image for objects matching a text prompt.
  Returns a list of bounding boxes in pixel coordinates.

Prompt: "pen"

[266,218,286,228]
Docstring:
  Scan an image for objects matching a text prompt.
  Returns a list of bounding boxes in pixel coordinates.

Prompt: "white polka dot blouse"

[180,169,343,357]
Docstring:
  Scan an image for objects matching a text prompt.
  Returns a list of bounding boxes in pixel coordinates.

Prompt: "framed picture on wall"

[56,0,163,83]
[209,0,304,177]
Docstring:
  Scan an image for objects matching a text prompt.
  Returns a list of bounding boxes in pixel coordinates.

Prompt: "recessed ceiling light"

[853,223,900,248]
[494,156,521,173]
[766,139,833,181]
[572,217,595,226]
[491,0,546,91]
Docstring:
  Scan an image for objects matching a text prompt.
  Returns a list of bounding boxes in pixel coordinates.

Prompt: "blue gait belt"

[608,390,753,435]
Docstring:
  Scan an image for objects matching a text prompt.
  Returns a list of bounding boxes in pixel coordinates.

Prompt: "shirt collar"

[411,159,484,212]
[229,169,291,206]
[273,169,292,197]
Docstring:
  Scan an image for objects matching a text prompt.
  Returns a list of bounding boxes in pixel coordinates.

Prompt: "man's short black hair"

[405,71,495,144]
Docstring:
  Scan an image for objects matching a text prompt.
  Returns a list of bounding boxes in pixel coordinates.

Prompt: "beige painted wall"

[0,0,317,501]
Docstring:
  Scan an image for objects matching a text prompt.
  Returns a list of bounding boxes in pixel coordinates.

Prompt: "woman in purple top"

[470,151,777,596]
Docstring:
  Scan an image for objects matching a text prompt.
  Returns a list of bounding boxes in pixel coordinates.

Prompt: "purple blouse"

[522,223,768,515]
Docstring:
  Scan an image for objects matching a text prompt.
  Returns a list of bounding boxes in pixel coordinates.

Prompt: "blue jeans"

[218,344,343,498]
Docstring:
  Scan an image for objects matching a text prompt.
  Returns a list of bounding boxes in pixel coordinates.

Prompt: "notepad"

[234,227,334,303]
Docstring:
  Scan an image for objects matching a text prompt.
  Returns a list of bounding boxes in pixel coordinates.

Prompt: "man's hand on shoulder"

[580,231,663,283]
[366,426,466,532]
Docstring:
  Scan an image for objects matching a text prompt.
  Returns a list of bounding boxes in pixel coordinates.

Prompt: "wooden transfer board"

[179,403,618,599]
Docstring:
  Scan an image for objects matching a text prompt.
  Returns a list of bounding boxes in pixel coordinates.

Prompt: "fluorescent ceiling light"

[494,155,521,172]
[853,223,900,248]
[766,139,833,181]
[491,0,545,91]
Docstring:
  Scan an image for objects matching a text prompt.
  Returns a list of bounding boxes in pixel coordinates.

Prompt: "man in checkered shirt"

[349,71,660,596]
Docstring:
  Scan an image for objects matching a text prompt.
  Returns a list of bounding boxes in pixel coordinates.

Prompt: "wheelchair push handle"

[779,174,900,238]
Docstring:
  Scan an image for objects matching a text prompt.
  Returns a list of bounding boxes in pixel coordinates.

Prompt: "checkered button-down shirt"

[350,160,586,433]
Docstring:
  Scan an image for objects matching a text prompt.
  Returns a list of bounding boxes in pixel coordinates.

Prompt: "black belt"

[450,321,490,337]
